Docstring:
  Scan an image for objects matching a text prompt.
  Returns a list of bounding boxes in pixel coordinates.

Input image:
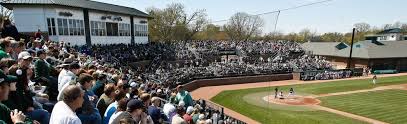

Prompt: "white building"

[1,0,150,45]
[365,28,407,42]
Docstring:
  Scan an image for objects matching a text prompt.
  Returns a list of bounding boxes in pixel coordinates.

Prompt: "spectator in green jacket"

[34,50,59,101]
[175,85,194,107]
[0,38,12,60]
[91,74,107,97]
[0,69,32,124]
[5,52,50,124]
[34,50,50,79]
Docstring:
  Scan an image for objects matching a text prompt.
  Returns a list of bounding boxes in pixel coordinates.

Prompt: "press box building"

[0,0,150,45]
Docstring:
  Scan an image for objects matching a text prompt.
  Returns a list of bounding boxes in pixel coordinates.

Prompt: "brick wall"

[184,73,293,91]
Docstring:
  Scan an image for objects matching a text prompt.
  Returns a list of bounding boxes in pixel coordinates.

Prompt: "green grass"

[211,75,407,124]
[212,88,366,124]
[319,90,407,124]
[283,75,407,95]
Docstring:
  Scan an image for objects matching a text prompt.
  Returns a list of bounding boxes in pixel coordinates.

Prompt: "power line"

[211,0,334,23]
[273,10,281,33]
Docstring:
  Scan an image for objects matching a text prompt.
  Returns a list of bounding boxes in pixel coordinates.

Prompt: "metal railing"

[203,100,247,124]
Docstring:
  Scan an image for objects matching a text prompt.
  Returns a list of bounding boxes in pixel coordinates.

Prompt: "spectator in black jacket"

[1,18,20,41]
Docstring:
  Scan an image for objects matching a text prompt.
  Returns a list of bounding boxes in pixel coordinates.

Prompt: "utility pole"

[347,28,356,69]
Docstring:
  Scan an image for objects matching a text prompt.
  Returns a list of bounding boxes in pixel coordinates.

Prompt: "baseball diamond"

[192,74,407,124]
[1,1,407,124]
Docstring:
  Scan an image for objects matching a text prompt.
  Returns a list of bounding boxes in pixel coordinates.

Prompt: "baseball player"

[372,74,377,84]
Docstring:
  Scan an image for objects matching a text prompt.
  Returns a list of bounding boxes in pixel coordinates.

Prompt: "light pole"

[347,28,356,69]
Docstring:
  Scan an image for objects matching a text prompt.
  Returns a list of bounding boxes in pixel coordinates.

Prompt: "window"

[106,22,118,36]
[134,24,148,37]
[119,23,130,36]
[91,21,106,36]
[70,20,84,36]
[68,19,74,35]
[79,20,84,35]
[57,18,69,35]
[47,18,56,36]
[57,18,84,36]
[77,20,84,35]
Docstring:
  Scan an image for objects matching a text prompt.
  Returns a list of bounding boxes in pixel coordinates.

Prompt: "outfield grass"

[211,75,407,124]
[283,75,407,95]
[319,90,407,124]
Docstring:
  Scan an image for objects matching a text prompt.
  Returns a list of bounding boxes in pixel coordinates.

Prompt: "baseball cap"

[18,51,32,60]
[186,106,194,114]
[178,101,185,107]
[34,39,41,43]
[130,82,138,88]
[127,99,145,112]
[157,89,162,93]
[0,70,17,85]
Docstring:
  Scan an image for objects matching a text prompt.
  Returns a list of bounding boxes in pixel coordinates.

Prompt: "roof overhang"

[0,2,153,19]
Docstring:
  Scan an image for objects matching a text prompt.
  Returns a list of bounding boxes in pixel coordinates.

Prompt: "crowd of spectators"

[86,40,332,84]
[301,70,353,81]
[0,35,248,124]
[0,18,333,124]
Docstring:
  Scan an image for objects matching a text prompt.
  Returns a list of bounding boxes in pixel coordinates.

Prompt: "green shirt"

[175,90,194,107]
[0,103,32,124]
[0,49,10,60]
[34,59,50,78]
[0,103,12,124]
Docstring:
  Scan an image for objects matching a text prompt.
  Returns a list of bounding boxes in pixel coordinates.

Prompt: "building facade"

[365,28,407,41]
[1,0,150,45]
[302,39,407,72]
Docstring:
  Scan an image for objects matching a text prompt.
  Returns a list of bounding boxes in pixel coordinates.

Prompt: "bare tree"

[383,24,393,30]
[401,24,407,31]
[264,30,284,41]
[223,12,264,41]
[147,3,207,42]
[354,22,370,32]
[298,28,318,42]
[393,21,401,28]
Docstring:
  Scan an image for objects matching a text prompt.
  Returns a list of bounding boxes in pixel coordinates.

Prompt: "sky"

[94,0,407,34]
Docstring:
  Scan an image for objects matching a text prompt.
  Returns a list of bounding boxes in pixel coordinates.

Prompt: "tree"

[383,24,393,30]
[147,3,208,42]
[298,28,317,42]
[263,31,284,41]
[284,32,300,42]
[354,23,370,32]
[393,21,401,28]
[321,32,344,42]
[401,24,407,30]
[223,12,264,41]
[193,24,228,40]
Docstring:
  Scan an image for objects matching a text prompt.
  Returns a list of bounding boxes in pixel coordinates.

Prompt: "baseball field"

[210,75,407,124]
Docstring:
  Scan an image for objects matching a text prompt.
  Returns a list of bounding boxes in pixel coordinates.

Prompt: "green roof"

[0,0,150,18]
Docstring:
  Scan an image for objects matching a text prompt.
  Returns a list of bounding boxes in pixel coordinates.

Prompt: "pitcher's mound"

[264,95,321,106]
